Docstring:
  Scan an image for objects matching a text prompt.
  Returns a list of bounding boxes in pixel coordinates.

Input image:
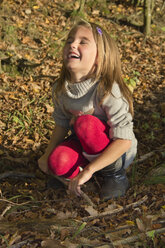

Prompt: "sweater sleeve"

[102,83,134,140]
[52,83,70,129]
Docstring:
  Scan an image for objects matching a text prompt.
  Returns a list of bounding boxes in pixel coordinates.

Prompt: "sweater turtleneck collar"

[65,78,97,99]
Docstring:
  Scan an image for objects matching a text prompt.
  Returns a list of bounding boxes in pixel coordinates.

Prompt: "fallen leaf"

[9,232,21,246]
[105,228,132,241]
[41,239,65,248]
[136,218,146,232]
[125,220,135,226]
[45,103,54,113]
[60,228,70,241]
[22,36,32,44]
[30,82,41,93]
[56,210,77,219]
[84,205,98,216]
[61,239,78,248]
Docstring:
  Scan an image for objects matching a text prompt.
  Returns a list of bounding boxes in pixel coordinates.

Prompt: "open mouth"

[68,53,80,59]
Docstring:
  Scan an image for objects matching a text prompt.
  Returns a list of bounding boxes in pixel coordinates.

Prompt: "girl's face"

[63,25,97,82]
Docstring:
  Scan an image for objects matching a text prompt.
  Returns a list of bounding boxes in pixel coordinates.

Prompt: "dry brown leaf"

[30,82,41,93]
[104,203,117,212]
[22,36,32,44]
[61,239,78,248]
[92,10,100,15]
[41,239,65,248]
[84,205,98,216]
[106,228,132,241]
[60,228,70,241]
[78,237,101,246]
[45,103,54,113]
[56,210,77,219]
[23,137,34,144]
[9,232,21,246]
[136,218,146,232]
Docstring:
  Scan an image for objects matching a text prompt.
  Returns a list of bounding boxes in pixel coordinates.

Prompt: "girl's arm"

[69,138,131,195]
[38,125,69,174]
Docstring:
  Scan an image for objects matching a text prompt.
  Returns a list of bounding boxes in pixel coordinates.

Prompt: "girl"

[38,20,137,201]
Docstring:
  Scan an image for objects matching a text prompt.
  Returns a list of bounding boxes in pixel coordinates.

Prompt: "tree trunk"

[79,0,86,13]
[144,0,153,36]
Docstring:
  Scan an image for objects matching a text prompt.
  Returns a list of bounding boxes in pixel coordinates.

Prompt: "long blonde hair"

[55,20,133,116]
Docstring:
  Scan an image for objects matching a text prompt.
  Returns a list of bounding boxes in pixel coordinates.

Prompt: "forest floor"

[0,0,165,247]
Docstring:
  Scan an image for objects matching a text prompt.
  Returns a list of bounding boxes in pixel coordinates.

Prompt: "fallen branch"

[135,151,155,163]
[113,227,165,246]
[79,227,165,247]
[83,195,148,221]
[52,174,96,208]
[0,205,12,220]
[0,198,31,206]
[135,148,163,164]
[0,171,35,181]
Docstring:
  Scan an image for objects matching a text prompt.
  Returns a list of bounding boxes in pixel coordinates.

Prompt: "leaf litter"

[0,0,165,247]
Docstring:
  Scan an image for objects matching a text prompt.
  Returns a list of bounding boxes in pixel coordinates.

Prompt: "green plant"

[48,41,63,59]
[27,22,40,39]
[142,122,150,130]
[86,0,110,16]
[124,70,140,92]
[28,0,37,8]
[2,24,19,45]
[72,222,87,239]
[11,108,34,135]
[151,111,161,120]
[145,175,165,184]
[0,234,9,248]
[71,9,86,19]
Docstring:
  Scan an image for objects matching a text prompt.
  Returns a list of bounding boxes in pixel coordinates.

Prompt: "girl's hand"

[38,154,50,175]
[68,169,93,196]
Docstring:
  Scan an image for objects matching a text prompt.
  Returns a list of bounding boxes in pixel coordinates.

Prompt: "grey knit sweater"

[52,79,137,169]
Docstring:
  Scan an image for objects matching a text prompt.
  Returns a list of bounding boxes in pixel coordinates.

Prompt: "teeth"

[68,53,80,59]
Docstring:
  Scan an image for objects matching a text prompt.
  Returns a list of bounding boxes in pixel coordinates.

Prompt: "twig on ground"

[135,148,163,164]
[0,205,11,220]
[0,198,31,206]
[135,151,155,163]
[52,174,96,208]
[83,195,148,221]
[81,191,96,208]
[78,227,165,247]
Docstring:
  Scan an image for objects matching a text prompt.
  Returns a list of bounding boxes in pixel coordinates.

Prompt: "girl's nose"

[70,41,77,49]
